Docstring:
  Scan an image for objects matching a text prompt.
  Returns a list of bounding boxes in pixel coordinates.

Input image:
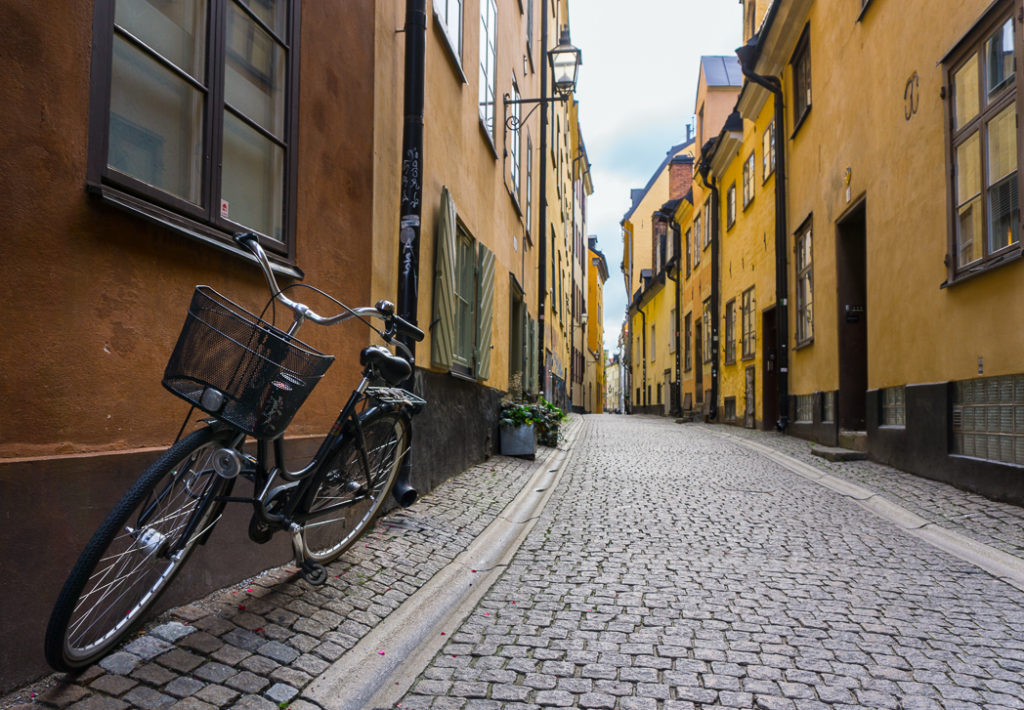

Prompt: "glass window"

[454,229,477,368]
[693,214,702,266]
[792,32,811,126]
[948,9,1021,276]
[741,287,756,359]
[795,223,814,344]
[479,0,498,136]
[703,199,712,247]
[762,120,776,181]
[743,152,755,207]
[727,184,736,228]
[684,312,692,372]
[510,81,521,196]
[702,298,712,363]
[724,299,736,365]
[435,0,463,59]
[96,0,298,253]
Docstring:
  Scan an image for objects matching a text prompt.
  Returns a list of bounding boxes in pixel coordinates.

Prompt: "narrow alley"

[9,415,1024,710]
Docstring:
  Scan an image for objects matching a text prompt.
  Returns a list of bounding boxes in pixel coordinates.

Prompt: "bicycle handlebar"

[234,232,424,347]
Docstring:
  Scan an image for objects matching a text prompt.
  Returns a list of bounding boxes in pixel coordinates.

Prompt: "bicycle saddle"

[360,345,412,385]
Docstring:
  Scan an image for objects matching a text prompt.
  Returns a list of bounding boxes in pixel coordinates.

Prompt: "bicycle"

[44,232,425,672]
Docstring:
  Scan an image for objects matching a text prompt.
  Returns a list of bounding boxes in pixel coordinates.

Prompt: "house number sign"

[904,72,920,121]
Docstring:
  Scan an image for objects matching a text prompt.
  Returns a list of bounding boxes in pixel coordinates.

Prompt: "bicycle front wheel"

[300,410,409,563]
[45,426,235,671]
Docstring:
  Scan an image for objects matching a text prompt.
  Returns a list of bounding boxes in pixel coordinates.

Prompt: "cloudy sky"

[570,0,743,354]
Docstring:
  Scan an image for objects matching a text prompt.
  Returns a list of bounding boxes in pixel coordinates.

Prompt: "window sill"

[791,107,811,139]
[90,184,303,279]
[941,244,1023,288]
[742,353,756,362]
[856,0,875,22]
[479,119,498,158]
[448,365,476,382]
[794,337,814,351]
[433,11,468,85]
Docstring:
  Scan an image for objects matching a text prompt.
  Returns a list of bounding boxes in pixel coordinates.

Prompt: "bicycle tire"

[44,426,235,671]
[300,410,409,563]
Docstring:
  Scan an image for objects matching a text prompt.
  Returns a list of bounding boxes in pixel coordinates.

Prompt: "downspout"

[393,0,426,506]
[666,221,682,416]
[703,171,720,422]
[737,40,789,430]
[536,0,550,397]
[396,0,426,363]
[638,305,647,408]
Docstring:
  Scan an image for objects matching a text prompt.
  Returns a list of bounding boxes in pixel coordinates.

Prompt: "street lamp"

[504,27,582,132]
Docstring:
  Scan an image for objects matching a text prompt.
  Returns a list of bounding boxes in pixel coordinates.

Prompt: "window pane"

[954,54,980,129]
[221,112,283,238]
[957,197,984,266]
[236,0,287,37]
[109,35,203,203]
[988,174,1019,252]
[986,18,1015,98]
[115,0,206,80]
[988,104,1017,184]
[956,131,983,206]
[225,1,286,138]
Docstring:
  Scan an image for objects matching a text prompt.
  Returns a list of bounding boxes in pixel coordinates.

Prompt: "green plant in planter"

[499,401,536,428]
[530,397,567,446]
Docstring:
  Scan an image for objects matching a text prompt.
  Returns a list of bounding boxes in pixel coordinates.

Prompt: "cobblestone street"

[395,415,1024,710]
[6,414,1024,709]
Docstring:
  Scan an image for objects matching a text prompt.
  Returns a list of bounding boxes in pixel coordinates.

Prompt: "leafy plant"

[531,397,567,446]
[499,401,535,428]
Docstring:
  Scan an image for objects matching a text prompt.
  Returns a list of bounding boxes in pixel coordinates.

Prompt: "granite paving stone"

[390,416,1024,710]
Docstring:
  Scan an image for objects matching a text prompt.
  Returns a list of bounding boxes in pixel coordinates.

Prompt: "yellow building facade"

[723,0,1024,501]
[707,94,779,429]
[585,238,609,412]
[622,142,693,413]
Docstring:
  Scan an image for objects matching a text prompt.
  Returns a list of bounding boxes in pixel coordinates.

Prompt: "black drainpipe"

[664,217,682,416]
[737,41,789,430]
[396,0,426,364]
[697,166,720,423]
[536,0,550,396]
[638,305,647,408]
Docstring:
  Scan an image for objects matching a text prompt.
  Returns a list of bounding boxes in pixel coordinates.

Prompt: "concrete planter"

[499,423,536,458]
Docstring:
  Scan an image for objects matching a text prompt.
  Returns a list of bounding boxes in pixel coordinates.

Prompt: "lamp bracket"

[503,92,570,132]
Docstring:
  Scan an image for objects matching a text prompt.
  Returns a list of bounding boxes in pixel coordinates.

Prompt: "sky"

[570,0,743,355]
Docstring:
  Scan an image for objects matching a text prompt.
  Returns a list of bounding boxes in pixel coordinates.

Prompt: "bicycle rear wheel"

[300,410,409,563]
[45,426,235,671]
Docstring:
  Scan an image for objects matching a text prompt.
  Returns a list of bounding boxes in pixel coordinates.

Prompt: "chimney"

[669,157,694,201]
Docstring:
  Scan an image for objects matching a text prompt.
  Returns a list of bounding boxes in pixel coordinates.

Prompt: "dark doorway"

[762,306,778,429]
[836,200,868,431]
[695,320,703,402]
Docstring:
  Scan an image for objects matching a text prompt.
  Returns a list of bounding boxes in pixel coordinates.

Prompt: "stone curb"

[711,428,1024,593]
[302,418,586,710]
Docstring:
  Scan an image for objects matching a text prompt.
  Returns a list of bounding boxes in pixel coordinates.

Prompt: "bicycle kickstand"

[289,523,327,585]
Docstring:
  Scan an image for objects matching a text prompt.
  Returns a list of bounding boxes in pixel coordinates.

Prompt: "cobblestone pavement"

[1,419,579,710]
[699,422,1024,560]
[396,415,1024,710]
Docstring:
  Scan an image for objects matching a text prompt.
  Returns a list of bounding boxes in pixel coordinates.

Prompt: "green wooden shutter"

[431,187,457,369]
[474,242,495,381]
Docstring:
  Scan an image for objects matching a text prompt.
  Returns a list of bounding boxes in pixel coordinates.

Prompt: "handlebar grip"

[393,314,425,342]
[234,231,260,252]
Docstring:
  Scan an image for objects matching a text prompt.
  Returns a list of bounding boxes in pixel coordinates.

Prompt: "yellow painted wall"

[717,98,778,427]
[781,0,1024,397]
[374,0,563,394]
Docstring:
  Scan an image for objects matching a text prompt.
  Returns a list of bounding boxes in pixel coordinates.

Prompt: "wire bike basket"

[163,286,334,439]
